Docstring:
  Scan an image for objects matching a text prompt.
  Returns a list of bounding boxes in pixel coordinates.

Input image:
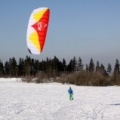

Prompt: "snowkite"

[27,7,50,54]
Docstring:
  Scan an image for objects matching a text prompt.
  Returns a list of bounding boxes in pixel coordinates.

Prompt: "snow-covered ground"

[0,78,120,120]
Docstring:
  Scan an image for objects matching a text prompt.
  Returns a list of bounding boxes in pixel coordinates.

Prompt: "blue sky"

[0,0,120,67]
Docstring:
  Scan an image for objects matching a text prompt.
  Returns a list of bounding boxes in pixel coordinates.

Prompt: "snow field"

[0,78,120,120]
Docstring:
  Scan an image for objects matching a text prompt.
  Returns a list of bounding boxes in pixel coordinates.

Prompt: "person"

[68,87,73,100]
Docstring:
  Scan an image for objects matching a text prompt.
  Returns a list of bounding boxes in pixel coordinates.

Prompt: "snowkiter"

[68,87,73,100]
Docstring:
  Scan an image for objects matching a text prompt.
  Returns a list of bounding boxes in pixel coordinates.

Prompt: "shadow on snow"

[110,103,120,106]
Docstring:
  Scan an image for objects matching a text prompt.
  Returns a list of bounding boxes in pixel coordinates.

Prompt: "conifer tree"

[24,56,31,76]
[62,58,66,72]
[96,61,100,72]
[4,61,10,76]
[89,58,95,72]
[18,58,25,76]
[73,56,77,71]
[107,63,112,73]
[0,60,4,76]
[114,59,119,74]
[9,58,17,77]
[113,59,120,82]
[77,57,83,71]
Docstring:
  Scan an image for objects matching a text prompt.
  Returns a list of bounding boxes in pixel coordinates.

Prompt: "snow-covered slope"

[0,78,120,120]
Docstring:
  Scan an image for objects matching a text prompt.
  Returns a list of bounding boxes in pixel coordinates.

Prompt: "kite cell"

[27,7,50,54]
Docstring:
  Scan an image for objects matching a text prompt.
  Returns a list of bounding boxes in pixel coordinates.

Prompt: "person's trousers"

[69,93,73,100]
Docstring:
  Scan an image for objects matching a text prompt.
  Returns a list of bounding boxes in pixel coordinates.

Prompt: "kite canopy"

[27,7,50,54]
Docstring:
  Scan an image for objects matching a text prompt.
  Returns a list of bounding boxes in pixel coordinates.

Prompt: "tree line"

[0,56,120,85]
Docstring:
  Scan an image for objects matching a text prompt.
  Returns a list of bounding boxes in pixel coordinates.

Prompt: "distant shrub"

[110,73,120,85]
[21,76,33,83]
[58,70,111,86]
[34,73,47,83]
[21,70,114,86]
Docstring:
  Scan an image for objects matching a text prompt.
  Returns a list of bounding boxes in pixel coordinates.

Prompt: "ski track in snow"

[54,102,109,120]
[0,78,120,120]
